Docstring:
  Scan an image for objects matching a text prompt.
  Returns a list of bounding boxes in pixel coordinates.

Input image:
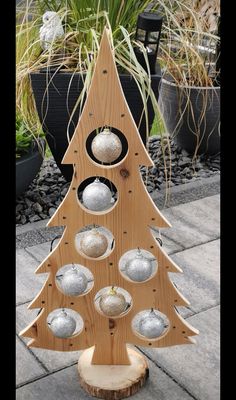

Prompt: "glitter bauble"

[49,309,76,338]
[91,128,122,163]
[138,309,165,338]
[125,249,153,282]
[99,287,126,317]
[82,178,112,211]
[59,266,88,296]
[80,229,108,258]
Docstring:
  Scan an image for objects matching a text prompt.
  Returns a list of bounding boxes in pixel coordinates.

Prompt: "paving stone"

[153,175,220,209]
[38,226,64,242]
[16,303,39,343]
[16,249,48,304]
[141,306,220,400]
[16,219,49,235]
[161,195,220,248]
[16,348,194,400]
[16,336,46,387]
[26,240,60,263]
[160,233,184,254]
[170,239,220,313]
[16,231,46,249]
[149,226,183,255]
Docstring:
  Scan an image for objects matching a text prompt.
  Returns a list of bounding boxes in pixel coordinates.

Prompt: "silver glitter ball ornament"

[99,287,127,317]
[138,309,165,338]
[125,249,153,282]
[82,178,113,211]
[48,309,76,338]
[91,128,122,163]
[59,265,88,296]
[80,229,108,258]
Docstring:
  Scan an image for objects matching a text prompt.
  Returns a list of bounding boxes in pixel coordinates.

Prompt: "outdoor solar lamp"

[134,12,163,74]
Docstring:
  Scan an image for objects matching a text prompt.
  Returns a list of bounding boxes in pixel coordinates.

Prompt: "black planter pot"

[30,65,161,182]
[16,139,45,198]
[159,77,220,155]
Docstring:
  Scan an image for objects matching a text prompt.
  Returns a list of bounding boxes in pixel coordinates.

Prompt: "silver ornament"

[99,287,127,317]
[39,11,64,51]
[48,309,76,338]
[80,229,108,258]
[125,249,153,282]
[138,309,165,338]
[57,265,88,296]
[82,178,113,211]
[91,128,122,163]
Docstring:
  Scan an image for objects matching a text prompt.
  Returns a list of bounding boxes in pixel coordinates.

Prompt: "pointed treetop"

[62,26,153,167]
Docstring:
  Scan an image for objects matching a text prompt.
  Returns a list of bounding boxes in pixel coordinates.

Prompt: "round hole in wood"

[72,187,76,190]
[47,264,51,267]
[166,266,169,269]
[173,326,176,329]
[153,289,156,292]
[94,286,132,319]
[110,332,114,335]
[109,262,113,266]
[85,127,128,167]
[47,308,84,338]
[70,302,74,305]
[119,248,158,283]
[75,225,114,260]
[135,152,139,156]
[123,231,127,234]
[89,112,93,116]
[128,190,132,193]
[48,284,52,287]
[62,216,66,219]
[121,113,125,117]
[151,218,155,221]
[132,309,170,341]
[42,301,45,304]
[65,242,69,245]
[55,264,94,297]
[77,176,118,214]
[174,299,178,302]
[182,331,186,334]
[103,70,108,74]
[74,150,78,153]
[150,245,154,249]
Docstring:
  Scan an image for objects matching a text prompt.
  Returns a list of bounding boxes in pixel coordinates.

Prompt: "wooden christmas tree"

[20,28,198,399]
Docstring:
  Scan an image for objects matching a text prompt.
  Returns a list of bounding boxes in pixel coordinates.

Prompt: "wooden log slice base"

[78,346,149,400]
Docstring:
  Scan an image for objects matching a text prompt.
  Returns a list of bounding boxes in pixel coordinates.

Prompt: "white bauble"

[91,128,122,163]
[80,229,108,258]
[125,249,153,282]
[138,309,165,338]
[49,309,76,338]
[59,266,88,296]
[39,11,64,51]
[99,287,126,317]
[82,178,113,211]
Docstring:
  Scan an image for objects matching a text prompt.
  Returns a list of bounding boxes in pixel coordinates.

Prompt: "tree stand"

[78,347,148,399]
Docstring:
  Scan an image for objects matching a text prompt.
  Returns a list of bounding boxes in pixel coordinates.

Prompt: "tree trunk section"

[78,347,149,399]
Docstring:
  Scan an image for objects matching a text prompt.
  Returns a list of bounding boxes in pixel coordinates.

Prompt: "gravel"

[16,135,220,225]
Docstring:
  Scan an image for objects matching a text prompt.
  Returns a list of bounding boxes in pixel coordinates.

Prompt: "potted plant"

[16,113,45,198]
[157,0,220,157]
[16,1,164,182]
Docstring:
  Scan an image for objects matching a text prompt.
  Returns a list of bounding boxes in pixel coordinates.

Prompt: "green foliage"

[16,114,33,158]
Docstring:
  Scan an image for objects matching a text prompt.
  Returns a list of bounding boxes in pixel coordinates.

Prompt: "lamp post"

[134,12,162,74]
